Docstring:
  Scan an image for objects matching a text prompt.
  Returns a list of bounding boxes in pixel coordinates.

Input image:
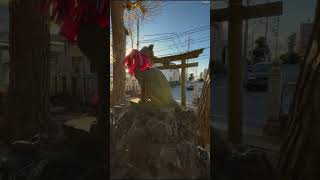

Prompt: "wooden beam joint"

[211,2,283,22]
[156,62,198,70]
[153,48,204,64]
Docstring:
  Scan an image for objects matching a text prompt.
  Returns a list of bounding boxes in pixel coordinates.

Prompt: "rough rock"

[212,133,278,180]
[110,104,209,179]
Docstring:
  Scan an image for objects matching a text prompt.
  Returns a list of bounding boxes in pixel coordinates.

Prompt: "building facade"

[288,33,297,54]
[0,35,97,105]
[50,36,97,104]
[162,68,180,82]
[153,63,180,82]
[125,75,140,95]
[202,69,208,79]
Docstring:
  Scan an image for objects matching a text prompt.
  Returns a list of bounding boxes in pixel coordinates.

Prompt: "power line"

[140,28,210,43]
[140,32,176,37]
[139,27,210,58]
[171,39,183,54]
[175,32,186,53]
[140,25,209,38]
[170,38,209,48]
[139,26,210,42]
[154,38,210,53]
[157,46,210,57]
[152,35,210,50]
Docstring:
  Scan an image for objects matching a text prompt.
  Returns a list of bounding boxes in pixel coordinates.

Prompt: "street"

[211,64,301,130]
[171,85,194,103]
[171,82,205,104]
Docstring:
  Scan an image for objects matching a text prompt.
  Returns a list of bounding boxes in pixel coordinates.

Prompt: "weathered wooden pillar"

[111,0,126,106]
[77,21,108,161]
[227,0,243,144]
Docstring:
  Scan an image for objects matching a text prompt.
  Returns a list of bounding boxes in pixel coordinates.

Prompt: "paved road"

[211,64,301,129]
[171,82,204,103]
[171,85,194,103]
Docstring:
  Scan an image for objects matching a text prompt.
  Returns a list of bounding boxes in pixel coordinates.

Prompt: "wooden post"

[243,0,250,60]
[227,0,243,144]
[212,0,283,144]
[181,59,187,107]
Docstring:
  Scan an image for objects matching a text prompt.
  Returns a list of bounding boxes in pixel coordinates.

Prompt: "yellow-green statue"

[123,46,179,109]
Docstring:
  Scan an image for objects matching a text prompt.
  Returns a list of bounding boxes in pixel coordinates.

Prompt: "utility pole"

[130,30,134,49]
[275,16,280,61]
[251,21,255,63]
[181,36,191,108]
[243,0,250,86]
[265,18,269,44]
[186,36,191,76]
[187,36,191,53]
[136,18,140,49]
[265,0,269,62]
[251,26,255,63]
[243,0,251,61]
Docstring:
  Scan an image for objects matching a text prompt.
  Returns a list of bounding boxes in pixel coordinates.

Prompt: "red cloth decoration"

[42,0,110,42]
[123,50,152,76]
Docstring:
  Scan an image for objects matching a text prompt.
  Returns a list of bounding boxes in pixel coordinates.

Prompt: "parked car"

[187,80,195,91]
[245,62,272,91]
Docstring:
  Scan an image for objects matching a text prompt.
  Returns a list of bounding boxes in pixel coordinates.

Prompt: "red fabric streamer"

[123,49,152,76]
[41,0,110,42]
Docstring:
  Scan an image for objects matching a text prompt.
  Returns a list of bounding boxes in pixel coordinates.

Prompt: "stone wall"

[110,104,209,179]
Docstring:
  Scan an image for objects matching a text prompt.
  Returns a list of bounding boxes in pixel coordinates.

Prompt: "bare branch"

[123,1,164,32]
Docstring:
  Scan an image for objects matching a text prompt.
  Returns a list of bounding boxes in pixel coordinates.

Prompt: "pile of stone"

[110,104,209,179]
[212,130,277,180]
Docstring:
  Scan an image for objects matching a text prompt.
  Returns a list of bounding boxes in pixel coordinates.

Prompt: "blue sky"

[128,1,210,77]
[213,0,316,35]
[280,0,316,34]
[213,0,317,56]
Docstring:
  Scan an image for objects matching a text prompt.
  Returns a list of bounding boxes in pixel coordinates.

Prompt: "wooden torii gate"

[152,48,204,107]
[212,0,283,144]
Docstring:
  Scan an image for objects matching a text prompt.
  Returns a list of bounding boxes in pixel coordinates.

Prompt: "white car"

[246,62,272,91]
[187,80,195,91]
